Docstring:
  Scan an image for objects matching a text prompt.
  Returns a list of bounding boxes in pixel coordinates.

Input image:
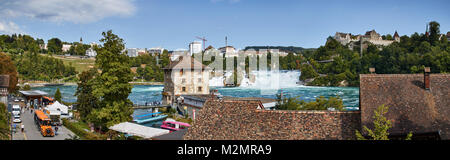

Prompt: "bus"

[34,110,55,137]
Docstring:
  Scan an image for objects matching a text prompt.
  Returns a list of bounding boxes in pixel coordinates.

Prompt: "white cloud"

[0,21,23,34]
[0,0,137,24]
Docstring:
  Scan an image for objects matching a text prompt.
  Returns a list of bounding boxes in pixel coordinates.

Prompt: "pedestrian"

[55,126,59,135]
[21,124,24,132]
[13,123,16,133]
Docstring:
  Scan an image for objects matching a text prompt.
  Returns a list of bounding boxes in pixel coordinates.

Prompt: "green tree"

[54,88,62,102]
[0,52,19,93]
[22,84,31,91]
[428,21,440,45]
[0,102,10,140]
[47,38,63,54]
[355,105,413,140]
[75,68,98,122]
[88,30,134,130]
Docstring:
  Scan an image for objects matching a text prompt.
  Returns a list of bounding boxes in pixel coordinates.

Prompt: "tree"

[0,102,10,140]
[75,68,98,122]
[88,30,134,130]
[47,38,63,54]
[54,88,62,102]
[428,21,440,45]
[355,105,413,140]
[0,52,18,93]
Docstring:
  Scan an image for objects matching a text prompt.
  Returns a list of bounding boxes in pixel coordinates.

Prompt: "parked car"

[13,114,21,123]
[12,105,21,115]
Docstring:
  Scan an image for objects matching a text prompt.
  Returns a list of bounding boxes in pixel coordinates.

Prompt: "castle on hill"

[333,30,400,49]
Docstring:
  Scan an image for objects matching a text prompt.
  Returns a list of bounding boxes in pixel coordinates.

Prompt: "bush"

[62,118,104,140]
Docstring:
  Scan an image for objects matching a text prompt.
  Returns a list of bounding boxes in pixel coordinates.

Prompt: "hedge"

[62,118,104,140]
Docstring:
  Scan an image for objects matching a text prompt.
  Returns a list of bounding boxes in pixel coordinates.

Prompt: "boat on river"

[133,112,168,124]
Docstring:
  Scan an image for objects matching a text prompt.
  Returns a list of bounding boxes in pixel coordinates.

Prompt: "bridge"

[132,104,171,109]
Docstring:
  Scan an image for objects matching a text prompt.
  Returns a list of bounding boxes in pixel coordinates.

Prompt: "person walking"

[55,126,59,135]
[13,123,16,133]
[21,124,24,132]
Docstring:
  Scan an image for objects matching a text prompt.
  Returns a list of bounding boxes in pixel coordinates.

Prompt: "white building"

[62,44,72,52]
[219,46,238,57]
[189,41,202,55]
[86,48,97,57]
[169,50,188,61]
[127,48,139,57]
[148,47,165,55]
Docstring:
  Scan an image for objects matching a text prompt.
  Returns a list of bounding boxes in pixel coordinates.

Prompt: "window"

[182,87,186,92]
[198,87,202,92]
[180,69,184,76]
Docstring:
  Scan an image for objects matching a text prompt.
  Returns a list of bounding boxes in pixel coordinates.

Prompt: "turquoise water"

[33,84,360,110]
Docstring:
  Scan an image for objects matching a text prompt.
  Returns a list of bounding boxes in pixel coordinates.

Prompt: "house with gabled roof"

[360,68,450,139]
[162,56,211,107]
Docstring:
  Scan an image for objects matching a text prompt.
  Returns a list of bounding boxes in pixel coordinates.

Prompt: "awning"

[109,122,170,139]
[19,90,48,96]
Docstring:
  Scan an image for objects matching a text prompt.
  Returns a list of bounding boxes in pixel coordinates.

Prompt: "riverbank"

[22,81,163,87]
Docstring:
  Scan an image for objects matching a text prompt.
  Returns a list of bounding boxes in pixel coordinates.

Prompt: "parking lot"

[11,106,75,140]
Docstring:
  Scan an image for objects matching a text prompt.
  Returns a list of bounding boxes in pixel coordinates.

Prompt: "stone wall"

[184,100,361,140]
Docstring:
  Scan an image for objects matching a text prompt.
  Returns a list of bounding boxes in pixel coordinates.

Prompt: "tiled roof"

[163,56,210,70]
[360,74,450,139]
[0,75,9,88]
[184,100,361,140]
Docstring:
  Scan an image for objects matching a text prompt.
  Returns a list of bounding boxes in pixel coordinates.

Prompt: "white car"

[12,105,21,115]
[13,115,21,123]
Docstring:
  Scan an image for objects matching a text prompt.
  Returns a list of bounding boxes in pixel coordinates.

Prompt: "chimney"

[369,68,375,74]
[424,67,430,90]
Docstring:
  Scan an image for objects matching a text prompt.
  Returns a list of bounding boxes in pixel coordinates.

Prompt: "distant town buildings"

[148,47,165,56]
[333,30,400,49]
[162,56,211,107]
[189,41,202,55]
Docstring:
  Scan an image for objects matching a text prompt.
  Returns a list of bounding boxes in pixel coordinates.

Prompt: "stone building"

[162,56,211,107]
[0,75,9,105]
[334,30,400,49]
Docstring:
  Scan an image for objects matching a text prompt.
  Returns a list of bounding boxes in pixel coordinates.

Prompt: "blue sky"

[0,0,449,50]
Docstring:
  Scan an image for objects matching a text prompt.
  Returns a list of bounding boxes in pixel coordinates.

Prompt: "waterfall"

[209,70,302,89]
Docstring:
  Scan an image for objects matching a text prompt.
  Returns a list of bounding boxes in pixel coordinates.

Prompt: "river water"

[33,70,360,111]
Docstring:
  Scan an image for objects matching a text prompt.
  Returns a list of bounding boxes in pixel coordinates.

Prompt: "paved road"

[12,108,75,140]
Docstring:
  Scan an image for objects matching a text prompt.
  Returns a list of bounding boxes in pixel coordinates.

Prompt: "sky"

[0,0,449,50]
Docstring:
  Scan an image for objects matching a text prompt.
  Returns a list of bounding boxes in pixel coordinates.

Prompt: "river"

[32,70,360,110]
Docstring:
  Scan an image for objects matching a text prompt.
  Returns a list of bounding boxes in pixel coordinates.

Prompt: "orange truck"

[34,110,55,137]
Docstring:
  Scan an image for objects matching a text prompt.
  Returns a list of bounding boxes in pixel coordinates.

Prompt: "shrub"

[62,118,104,140]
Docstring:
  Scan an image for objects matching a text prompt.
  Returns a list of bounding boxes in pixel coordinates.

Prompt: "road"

[12,108,75,140]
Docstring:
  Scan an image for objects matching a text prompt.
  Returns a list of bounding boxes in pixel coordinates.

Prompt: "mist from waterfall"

[209,70,302,89]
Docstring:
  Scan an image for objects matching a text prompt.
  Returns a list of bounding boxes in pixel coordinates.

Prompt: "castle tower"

[394,31,400,42]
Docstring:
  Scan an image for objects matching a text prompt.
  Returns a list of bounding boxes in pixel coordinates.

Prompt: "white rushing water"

[209,70,301,89]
